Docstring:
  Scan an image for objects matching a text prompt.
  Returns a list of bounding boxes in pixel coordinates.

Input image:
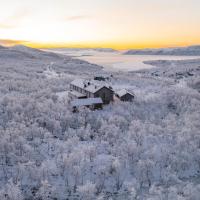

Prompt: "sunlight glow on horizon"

[0,0,200,50]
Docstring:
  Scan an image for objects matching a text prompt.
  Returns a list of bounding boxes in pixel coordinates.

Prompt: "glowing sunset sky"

[0,0,200,49]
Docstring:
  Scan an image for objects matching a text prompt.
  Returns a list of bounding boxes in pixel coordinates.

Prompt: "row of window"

[70,84,94,98]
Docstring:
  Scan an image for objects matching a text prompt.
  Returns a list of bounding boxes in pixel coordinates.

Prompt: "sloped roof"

[70,79,85,88]
[116,89,134,98]
[70,79,113,93]
[71,98,103,107]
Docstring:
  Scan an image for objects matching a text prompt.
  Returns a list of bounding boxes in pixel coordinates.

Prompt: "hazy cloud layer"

[0,8,30,29]
[0,39,28,46]
[65,15,91,21]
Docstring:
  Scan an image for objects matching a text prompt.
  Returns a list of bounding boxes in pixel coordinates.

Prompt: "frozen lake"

[47,49,200,71]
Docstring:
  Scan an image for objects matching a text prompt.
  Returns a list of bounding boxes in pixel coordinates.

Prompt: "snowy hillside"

[124,45,200,56]
[0,45,200,199]
[0,45,6,49]
[0,45,102,76]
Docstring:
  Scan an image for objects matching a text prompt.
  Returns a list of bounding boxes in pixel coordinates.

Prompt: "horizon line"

[0,39,199,50]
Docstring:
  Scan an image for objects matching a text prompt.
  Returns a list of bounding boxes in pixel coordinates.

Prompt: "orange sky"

[0,0,200,49]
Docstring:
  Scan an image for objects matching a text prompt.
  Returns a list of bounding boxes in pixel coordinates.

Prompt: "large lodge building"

[69,78,135,110]
[69,79,114,104]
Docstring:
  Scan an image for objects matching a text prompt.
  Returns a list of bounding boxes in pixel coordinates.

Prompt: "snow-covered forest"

[0,45,200,200]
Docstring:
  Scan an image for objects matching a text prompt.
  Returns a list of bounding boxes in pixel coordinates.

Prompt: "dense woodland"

[0,46,200,199]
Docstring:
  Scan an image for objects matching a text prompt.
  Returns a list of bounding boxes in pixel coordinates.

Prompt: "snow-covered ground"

[0,45,200,200]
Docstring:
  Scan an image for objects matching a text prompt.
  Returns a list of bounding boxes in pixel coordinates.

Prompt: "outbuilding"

[116,89,135,102]
[71,97,103,111]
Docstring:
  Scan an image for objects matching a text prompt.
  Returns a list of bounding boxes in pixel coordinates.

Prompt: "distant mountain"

[124,45,200,56]
[9,45,66,59]
[0,45,6,49]
[92,48,118,52]
[49,47,118,53]
[11,45,42,53]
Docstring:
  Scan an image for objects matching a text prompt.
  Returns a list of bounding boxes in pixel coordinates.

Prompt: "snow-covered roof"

[116,89,134,98]
[71,98,103,107]
[70,79,113,93]
[70,79,85,88]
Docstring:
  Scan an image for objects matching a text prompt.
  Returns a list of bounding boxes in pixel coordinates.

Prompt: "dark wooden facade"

[120,93,134,102]
[94,87,114,104]
[70,81,114,104]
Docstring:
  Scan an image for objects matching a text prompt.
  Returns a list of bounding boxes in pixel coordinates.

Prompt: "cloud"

[0,39,28,46]
[65,15,91,21]
[0,24,16,29]
[0,8,30,30]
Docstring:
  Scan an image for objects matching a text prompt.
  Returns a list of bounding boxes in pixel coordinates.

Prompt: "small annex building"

[116,89,135,102]
[69,79,114,104]
[71,98,103,111]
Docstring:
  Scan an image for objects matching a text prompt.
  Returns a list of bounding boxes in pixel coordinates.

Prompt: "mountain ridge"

[124,45,200,56]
